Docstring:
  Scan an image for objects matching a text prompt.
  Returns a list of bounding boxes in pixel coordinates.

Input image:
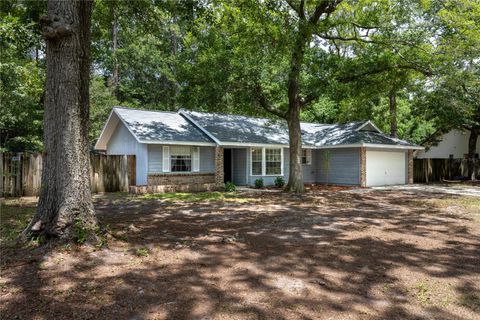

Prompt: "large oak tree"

[22,0,97,241]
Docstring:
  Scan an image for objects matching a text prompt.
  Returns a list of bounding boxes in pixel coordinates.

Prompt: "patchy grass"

[142,191,256,203]
[0,199,35,245]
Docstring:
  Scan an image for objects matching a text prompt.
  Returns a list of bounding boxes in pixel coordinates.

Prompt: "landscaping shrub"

[225,181,236,192]
[274,176,285,188]
[254,178,264,189]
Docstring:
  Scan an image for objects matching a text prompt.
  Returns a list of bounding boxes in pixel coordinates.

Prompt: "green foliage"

[0,11,44,152]
[89,76,119,145]
[135,247,149,257]
[73,217,88,244]
[142,191,252,203]
[254,178,264,189]
[224,181,236,192]
[274,176,285,188]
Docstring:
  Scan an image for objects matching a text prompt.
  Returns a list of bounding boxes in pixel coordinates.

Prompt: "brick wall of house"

[148,173,215,185]
[360,147,367,187]
[215,146,224,186]
[408,149,414,184]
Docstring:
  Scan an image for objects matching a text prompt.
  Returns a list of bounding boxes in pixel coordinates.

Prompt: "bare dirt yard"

[1,188,479,320]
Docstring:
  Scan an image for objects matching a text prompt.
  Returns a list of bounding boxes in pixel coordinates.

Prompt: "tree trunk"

[22,0,97,241]
[285,104,305,193]
[109,1,119,96]
[389,90,397,138]
[284,22,309,193]
[467,127,479,180]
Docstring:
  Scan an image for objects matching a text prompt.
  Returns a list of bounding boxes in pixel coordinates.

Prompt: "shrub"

[254,178,264,189]
[225,181,236,192]
[274,176,285,188]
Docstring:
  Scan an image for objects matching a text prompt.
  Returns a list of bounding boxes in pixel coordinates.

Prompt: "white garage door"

[366,150,406,187]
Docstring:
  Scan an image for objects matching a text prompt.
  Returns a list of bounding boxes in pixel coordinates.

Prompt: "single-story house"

[415,129,480,159]
[95,107,423,192]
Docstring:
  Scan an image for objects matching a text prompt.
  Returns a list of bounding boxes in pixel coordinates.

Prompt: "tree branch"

[254,83,287,119]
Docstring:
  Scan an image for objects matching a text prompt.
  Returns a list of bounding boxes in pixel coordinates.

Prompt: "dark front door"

[224,149,232,183]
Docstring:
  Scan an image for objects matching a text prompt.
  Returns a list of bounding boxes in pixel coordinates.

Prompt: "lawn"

[1,189,479,320]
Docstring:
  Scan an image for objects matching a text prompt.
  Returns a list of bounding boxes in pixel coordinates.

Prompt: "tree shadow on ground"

[1,190,479,319]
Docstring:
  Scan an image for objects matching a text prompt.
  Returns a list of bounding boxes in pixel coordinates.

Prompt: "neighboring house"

[95,107,423,191]
[415,129,480,159]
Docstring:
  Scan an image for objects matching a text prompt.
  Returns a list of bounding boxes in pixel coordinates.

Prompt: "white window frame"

[250,147,283,176]
[162,146,201,173]
[302,149,312,165]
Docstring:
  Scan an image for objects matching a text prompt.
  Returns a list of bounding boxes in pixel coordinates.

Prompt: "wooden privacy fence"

[414,158,479,183]
[0,153,136,197]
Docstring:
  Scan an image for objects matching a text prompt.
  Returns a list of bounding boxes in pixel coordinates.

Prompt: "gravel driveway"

[349,183,480,197]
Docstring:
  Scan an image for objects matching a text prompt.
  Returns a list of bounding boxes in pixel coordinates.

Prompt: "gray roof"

[114,107,213,143]
[181,110,290,145]
[99,107,420,149]
[182,110,419,148]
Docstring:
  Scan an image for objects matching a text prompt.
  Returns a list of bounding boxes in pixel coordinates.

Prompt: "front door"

[224,149,232,183]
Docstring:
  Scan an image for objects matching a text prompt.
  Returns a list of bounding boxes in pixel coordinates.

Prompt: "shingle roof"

[114,107,213,143]
[181,110,290,145]
[98,107,420,149]
[181,110,420,148]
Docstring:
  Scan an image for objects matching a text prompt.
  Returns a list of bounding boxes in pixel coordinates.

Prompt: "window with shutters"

[170,146,192,172]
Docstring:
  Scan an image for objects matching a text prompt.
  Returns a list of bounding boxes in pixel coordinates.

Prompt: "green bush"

[274,176,285,188]
[225,181,236,192]
[254,178,264,189]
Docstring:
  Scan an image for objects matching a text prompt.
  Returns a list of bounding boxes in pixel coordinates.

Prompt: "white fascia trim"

[178,110,221,145]
[139,140,217,147]
[311,143,423,150]
[222,142,289,148]
[362,143,424,150]
[356,120,382,133]
[94,109,116,150]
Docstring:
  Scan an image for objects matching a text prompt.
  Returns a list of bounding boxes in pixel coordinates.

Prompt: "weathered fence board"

[1,153,135,197]
[414,158,479,183]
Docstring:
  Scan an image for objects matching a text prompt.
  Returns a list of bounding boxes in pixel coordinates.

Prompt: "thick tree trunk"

[22,0,97,241]
[467,127,479,180]
[389,90,397,138]
[285,104,305,193]
[284,22,309,193]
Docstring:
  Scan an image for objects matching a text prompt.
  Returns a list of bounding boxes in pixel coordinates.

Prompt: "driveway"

[349,183,480,197]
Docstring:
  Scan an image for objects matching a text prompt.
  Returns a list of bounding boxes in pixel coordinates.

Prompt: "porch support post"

[360,147,366,187]
[407,149,414,184]
[214,146,224,188]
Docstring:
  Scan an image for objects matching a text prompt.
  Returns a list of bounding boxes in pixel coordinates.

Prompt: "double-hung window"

[251,147,282,176]
[251,148,263,175]
[170,146,192,172]
[265,148,282,175]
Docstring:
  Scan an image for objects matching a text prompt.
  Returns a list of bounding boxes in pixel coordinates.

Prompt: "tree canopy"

[1,0,479,152]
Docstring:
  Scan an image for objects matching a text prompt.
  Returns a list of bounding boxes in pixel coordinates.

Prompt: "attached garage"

[366,149,407,186]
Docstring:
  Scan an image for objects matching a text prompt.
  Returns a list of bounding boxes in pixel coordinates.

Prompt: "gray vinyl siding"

[246,147,289,186]
[107,122,148,185]
[232,148,247,185]
[315,148,360,185]
[147,145,215,174]
[302,149,316,183]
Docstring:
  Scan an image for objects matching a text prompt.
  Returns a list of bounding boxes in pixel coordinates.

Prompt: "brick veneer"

[407,149,414,184]
[148,173,215,185]
[360,147,367,187]
[214,146,224,187]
